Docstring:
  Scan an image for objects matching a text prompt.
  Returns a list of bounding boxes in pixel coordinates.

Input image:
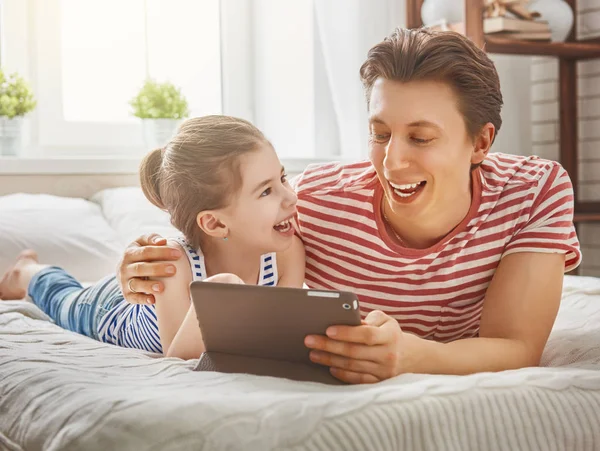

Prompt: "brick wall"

[530,1,600,276]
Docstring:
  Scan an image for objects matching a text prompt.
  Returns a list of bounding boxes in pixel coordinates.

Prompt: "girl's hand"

[117,233,182,304]
[304,310,412,384]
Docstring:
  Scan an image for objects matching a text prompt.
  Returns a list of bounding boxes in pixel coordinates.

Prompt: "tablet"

[189,282,361,365]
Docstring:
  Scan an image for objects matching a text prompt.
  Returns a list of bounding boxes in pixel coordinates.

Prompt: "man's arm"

[305,251,565,383]
[409,251,564,374]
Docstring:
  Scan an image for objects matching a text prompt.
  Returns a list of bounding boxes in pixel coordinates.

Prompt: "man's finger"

[126,245,181,264]
[309,350,380,375]
[364,310,390,327]
[125,292,156,305]
[127,278,165,296]
[324,322,390,346]
[136,233,167,246]
[330,367,380,384]
[304,335,384,361]
[127,262,177,279]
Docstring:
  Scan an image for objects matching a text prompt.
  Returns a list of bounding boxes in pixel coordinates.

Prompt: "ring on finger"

[127,279,138,294]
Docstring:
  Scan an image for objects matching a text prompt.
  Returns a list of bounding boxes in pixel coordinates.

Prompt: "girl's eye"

[281,173,288,183]
[260,187,272,197]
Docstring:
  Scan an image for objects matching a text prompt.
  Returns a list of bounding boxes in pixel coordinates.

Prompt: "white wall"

[491,55,533,156]
[252,0,315,159]
[530,2,600,276]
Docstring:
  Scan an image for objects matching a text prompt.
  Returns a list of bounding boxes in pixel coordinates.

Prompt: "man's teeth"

[394,189,417,198]
[389,181,423,190]
[389,180,424,198]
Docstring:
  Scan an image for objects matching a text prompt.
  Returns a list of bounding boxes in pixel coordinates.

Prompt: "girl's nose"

[284,186,298,207]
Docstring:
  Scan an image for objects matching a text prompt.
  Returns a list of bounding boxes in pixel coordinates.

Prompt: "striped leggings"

[28,267,124,340]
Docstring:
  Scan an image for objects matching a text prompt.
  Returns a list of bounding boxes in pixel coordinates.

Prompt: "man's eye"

[412,137,434,144]
[371,133,390,143]
[260,188,272,197]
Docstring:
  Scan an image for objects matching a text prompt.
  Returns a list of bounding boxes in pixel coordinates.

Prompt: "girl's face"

[367,78,491,224]
[220,143,298,254]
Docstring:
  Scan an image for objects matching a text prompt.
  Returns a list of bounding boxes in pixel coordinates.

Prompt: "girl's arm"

[149,241,193,355]
[167,237,305,360]
[276,235,306,288]
[166,303,205,359]
[166,273,244,360]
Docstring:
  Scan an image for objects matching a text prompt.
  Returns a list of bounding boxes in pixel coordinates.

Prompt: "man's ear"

[196,211,228,239]
[471,122,495,166]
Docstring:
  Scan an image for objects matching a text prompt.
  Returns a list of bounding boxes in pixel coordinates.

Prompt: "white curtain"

[313,0,406,159]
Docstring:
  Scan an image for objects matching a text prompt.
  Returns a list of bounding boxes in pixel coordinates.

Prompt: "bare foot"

[0,250,39,300]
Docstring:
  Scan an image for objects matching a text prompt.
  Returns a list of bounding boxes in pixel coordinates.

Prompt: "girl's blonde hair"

[139,115,269,248]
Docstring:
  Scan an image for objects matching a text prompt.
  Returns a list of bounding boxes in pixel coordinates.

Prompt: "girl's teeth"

[274,219,291,232]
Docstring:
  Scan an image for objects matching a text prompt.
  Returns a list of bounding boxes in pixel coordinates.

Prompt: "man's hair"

[359,28,503,143]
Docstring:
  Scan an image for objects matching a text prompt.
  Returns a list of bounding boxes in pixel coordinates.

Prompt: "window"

[60,0,221,124]
[3,0,222,156]
[2,0,404,161]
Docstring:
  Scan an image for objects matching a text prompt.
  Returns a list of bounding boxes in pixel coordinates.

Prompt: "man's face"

[368,78,478,222]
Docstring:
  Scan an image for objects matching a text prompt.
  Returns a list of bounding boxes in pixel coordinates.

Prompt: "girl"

[0,115,305,359]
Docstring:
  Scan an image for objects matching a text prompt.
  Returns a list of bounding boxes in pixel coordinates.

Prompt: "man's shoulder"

[291,160,378,197]
[481,152,567,192]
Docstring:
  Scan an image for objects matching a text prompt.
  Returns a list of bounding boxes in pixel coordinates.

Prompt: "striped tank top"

[97,237,278,353]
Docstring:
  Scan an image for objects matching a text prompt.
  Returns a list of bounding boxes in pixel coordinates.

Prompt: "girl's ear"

[471,122,495,166]
[196,211,228,239]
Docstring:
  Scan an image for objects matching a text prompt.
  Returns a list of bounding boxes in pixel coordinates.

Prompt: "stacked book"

[429,0,551,42]
[484,15,551,41]
[483,0,551,41]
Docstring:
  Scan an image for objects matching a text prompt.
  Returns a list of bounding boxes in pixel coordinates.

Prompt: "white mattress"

[1,275,600,451]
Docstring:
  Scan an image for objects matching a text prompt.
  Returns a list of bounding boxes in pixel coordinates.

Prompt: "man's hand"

[117,233,182,304]
[304,310,410,384]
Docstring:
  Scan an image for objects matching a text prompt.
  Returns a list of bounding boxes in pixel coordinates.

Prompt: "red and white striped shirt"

[293,153,581,342]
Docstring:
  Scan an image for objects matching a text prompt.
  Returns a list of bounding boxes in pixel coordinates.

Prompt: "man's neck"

[383,183,473,250]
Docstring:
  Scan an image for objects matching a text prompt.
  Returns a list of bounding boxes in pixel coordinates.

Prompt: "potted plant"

[130,80,189,149]
[0,69,36,156]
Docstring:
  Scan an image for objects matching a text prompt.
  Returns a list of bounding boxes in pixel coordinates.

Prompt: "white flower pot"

[0,117,24,157]
[142,118,180,150]
[421,0,464,26]
[529,0,574,42]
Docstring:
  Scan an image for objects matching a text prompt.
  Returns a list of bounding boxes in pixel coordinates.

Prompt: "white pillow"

[91,187,180,246]
[0,194,124,283]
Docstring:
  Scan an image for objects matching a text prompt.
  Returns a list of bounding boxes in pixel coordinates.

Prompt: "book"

[428,18,549,36]
[483,0,541,21]
[484,16,549,33]
[491,30,551,41]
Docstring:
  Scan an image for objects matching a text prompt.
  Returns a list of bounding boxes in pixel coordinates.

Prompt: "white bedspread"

[1,275,600,451]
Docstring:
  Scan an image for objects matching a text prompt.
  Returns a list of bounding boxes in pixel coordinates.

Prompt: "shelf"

[485,36,600,59]
[574,213,600,223]
[574,202,600,222]
[582,36,600,45]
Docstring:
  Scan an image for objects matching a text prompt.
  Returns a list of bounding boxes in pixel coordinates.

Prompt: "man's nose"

[384,138,412,170]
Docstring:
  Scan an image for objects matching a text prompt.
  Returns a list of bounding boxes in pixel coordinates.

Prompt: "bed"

[1,186,600,451]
